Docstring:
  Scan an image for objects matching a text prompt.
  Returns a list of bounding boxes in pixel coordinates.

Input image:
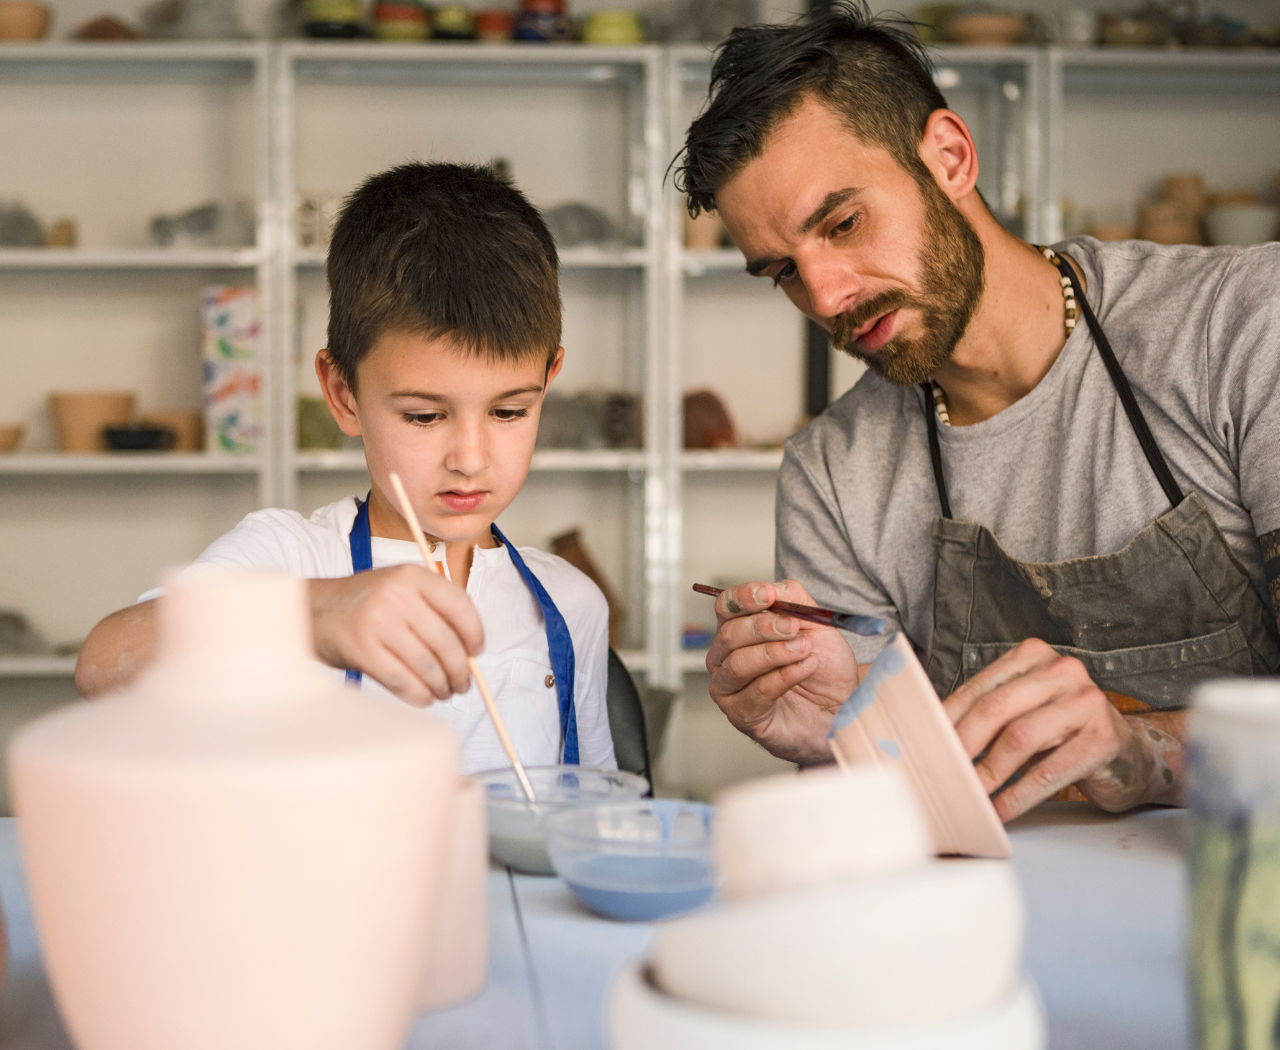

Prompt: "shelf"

[293,448,649,472]
[0,656,77,678]
[0,41,266,82]
[1057,46,1280,93]
[294,245,651,269]
[681,449,784,471]
[616,649,649,673]
[0,248,262,271]
[682,248,747,276]
[0,453,262,475]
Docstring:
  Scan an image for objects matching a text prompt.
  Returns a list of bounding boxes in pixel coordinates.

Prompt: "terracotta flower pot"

[9,570,461,1050]
[0,0,51,40]
[142,410,204,452]
[48,392,135,453]
[0,424,23,453]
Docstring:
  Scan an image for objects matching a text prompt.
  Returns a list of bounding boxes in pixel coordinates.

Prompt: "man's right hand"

[706,579,861,766]
[309,566,485,707]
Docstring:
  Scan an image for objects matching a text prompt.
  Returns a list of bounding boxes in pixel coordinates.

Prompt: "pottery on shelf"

[0,0,51,39]
[944,11,1026,45]
[611,964,1047,1050]
[9,569,462,1050]
[651,860,1023,1026]
[48,391,136,453]
[142,410,204,452]
[1160,174,1206,219]
[1138,201,1201,246]
[684,208,726,250]
[419,776,490,1012]
[829,633,1011,859]
[1205,204,1279,246]
[712,765,931,903]
[0,424,23,453]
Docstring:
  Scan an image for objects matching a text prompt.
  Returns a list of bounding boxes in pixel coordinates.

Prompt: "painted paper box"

[202,286,262,454]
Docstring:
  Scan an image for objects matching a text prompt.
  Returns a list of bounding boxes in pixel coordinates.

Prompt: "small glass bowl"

[478,765,649,875]
[544,799,716,921]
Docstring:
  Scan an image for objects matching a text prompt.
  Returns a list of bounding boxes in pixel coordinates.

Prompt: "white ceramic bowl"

[713,765,930,903]
[1205,205,1279,247]
[651,860,1022,1026]
[610,962,1046,1050]
[479,766,648,875]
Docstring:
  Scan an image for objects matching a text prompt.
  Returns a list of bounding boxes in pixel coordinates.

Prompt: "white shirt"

[142,497,616,775]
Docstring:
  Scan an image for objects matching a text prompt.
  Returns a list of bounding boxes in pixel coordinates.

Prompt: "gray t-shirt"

[776,236,1280,665]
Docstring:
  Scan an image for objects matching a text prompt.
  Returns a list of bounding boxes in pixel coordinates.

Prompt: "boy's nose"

[443,421,488,476]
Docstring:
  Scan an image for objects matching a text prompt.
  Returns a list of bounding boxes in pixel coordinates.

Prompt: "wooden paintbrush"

[388,472,537,803]
[692,583,886,637]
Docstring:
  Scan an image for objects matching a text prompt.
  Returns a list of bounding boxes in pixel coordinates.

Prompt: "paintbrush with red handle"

[693,583,886,637]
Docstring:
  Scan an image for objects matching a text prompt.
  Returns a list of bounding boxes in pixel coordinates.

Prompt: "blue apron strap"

[491,523,579,765]
[345,494,373,687]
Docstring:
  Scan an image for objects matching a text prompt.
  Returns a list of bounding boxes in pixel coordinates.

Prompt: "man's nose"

[443,419,488,476]
[799,255,861,322]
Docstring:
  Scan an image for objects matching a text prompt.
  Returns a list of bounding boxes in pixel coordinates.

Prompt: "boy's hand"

[309,566,485,707]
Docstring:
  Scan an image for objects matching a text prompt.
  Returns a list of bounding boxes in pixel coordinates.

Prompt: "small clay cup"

[944,11,1026,45]
[1089,224,1136,242]
[0,0,51,39]
[49,392,136,453]
[1160,174,1206,219]
[1138,201,1200,246]
[684,209,726,251]
[0,424,24,453]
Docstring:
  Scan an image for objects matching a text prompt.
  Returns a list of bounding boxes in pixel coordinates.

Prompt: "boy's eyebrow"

[391,385,545,401]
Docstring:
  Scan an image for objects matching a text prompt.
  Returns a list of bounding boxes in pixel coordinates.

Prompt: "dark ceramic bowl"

[103,424,176,452]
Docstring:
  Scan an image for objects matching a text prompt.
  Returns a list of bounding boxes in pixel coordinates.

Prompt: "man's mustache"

[831,289,920,351]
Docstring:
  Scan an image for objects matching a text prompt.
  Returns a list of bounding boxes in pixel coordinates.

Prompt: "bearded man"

[678,2,1280,820]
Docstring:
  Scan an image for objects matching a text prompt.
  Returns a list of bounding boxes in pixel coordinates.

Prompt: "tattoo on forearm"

[1261,527,1280,627]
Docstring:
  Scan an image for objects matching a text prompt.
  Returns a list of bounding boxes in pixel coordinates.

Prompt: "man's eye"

[493,408,530,422]
[404,412,442,427]
[832,214,858,236]
[772,262,797,287]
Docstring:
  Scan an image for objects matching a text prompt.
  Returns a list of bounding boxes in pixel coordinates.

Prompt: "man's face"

[715,96,985,387]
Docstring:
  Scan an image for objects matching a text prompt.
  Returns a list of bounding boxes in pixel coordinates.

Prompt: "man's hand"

[944,638,1183,822]
[309,566,485,707]
[706,580,860,766]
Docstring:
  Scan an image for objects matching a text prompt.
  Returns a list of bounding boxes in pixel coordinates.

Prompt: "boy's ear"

[315,350,363,437]
[544,346,566,389]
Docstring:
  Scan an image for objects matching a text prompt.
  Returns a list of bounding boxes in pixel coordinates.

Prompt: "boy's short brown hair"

[326,161,562,388]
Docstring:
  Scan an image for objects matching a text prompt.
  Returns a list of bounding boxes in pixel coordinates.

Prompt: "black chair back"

[605,648,652,792]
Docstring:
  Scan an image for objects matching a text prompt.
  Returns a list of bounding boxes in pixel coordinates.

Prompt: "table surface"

[0,803,1188,1050]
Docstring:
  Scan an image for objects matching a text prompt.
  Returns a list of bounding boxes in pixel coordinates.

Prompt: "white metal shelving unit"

[274,42,668,681]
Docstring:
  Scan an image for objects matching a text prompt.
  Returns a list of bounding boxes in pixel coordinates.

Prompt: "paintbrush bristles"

[386,473,538,804]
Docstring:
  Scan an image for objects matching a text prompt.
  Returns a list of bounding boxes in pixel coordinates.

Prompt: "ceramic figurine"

[9,570,461,1050]
[829,633,1011,858]
[419,776,490,1011]
[712,764,931,903]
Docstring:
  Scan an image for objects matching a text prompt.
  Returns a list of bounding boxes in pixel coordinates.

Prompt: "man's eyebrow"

[743,187,863,276]
[799,187,860,234]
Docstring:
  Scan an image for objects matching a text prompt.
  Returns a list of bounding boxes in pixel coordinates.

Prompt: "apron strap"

[921,381,953,520]
[491,523,579,765]
[345,494,373,687]
[1050,254,1185,510]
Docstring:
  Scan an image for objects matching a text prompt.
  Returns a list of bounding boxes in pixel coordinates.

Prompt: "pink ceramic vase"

[419,775,490,1011]
[9,570,460,1050]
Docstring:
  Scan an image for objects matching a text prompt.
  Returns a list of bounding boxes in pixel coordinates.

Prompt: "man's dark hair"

[327,161,561,387]
[674,1,947,215]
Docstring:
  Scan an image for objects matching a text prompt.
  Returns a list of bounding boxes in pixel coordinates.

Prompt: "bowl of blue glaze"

[545,800,716,921]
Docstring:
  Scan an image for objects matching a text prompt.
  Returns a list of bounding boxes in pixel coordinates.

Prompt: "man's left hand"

[943,638,1183,822]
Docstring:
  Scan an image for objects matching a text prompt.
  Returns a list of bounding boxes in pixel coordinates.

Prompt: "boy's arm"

[78,567,485,706]
[76,600,159,698]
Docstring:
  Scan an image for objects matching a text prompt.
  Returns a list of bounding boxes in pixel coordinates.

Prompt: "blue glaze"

[563,854,715,921]
[829,635,905,736]
[876,738,902,759]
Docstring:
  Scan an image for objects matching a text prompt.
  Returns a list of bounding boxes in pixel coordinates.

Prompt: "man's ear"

[315,350,363,437]
[543,346,566,390]
[918,109,980,205]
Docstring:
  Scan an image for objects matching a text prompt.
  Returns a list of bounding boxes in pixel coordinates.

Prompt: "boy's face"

[319,330,563,546]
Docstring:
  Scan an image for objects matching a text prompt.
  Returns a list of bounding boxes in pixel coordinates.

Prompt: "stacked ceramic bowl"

[610,765,1045,1050]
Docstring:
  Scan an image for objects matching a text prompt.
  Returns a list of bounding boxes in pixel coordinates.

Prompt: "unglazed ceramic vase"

[8,570,460,1050]
[712,765,931,903]
[829,633,1011,859]
[420,775,490,1011]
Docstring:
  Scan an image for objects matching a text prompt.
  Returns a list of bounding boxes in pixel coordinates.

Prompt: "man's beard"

[831,177,986,387]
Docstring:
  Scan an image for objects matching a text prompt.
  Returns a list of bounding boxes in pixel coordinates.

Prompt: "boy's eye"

[404,411,443,427]
[492,407,530,422]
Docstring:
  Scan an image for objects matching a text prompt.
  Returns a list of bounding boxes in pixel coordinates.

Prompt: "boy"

[77,161,617,774]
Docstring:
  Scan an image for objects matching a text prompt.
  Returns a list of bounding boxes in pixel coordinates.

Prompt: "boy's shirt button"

[545,674,556,689]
